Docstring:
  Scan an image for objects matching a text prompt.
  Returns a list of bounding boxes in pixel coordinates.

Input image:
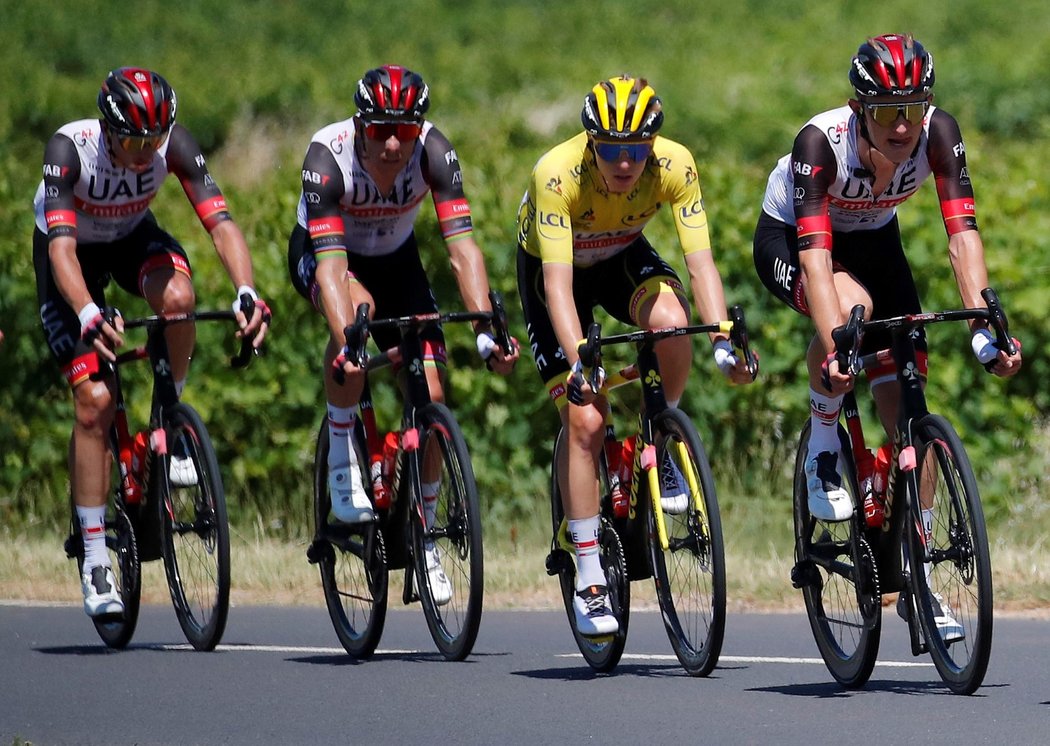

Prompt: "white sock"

[77,505,109,570]
[568,515,604,590]
[327,404,357,471]
[808,388,843,454]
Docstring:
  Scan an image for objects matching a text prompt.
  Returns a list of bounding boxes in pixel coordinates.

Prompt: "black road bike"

[792,287,1014,694]
[65,299,257,650]
[546,306,757,673]
[308,291,512,661]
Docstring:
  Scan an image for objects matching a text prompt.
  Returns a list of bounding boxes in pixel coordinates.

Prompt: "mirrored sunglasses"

[593,141,653,163]
[863,101,929,127]
[364,122,423,141]
[116,133,167,153]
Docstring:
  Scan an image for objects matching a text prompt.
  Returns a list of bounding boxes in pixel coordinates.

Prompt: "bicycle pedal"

[545,548,571,577]
[64,534,81,559]
[790,560,821,589]
[305,538,334,565]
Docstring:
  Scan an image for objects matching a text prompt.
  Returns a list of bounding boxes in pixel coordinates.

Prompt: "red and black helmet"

[849,34,934,97]
[353,65,430,122]
[97,67,177,137]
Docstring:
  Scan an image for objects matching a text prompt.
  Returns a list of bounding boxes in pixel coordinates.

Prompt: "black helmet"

[354,65,430,122]
[849,34,934,97]
[97,67,177,137]
[581,76,663,141]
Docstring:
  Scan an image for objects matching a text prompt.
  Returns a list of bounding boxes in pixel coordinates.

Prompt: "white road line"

[557,653,933,668]
[152,643,423,655]
[150,643,932,667]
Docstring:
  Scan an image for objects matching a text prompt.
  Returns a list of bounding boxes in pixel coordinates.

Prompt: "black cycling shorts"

[287,224,444,358]
[516,236,684,406]
[753,211,926,361]
[34,214,191,383]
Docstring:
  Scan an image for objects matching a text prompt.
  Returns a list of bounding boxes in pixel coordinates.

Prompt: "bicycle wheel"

[157,403,230,651]
[312,419,388,658]
[648,408,725,676]
[792,422,881,688]
[549,428,630,673]
[67,501,142,649]
[906,414,992,695]
[409,403,483,660]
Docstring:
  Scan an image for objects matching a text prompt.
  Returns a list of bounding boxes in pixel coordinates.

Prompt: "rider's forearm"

[48,235,95,313]
[542,262,584,365]
[799,250,842,353]
[685,250,730,343]
[947,230,991,316]
[447,237,492,326]
[209,220,256,292]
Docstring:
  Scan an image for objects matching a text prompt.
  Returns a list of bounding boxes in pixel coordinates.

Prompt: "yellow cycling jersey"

[517,132,711,267]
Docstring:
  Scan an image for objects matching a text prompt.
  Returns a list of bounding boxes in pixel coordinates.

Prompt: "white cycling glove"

[970,328,998,365]
[476,331,496,360]
[713,339,738,376]
[231,285,259,315]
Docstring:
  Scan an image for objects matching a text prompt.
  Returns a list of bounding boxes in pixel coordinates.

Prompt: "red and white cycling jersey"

[33,119,230,244]
[295,119,472,258]
[760,104,976,243]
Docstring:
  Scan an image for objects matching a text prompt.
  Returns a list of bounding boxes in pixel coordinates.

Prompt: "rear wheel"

[648,408,725,676]
[907,414,992,695]
[792,422,881,688]
[410,403,484,661]
[549,428,630,673]
[158,403,230,651]
[312,418,388,658]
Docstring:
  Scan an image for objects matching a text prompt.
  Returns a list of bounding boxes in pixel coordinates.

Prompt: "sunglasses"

[115,133,167,153]
[863,101,929,127]
[363,121,423,141]
[593,141,653,163]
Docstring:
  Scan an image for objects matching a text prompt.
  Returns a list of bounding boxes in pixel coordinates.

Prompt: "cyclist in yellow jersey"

[516,76,755,636]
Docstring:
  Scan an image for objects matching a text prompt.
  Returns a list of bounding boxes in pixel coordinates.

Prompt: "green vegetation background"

[1,0,1046,547]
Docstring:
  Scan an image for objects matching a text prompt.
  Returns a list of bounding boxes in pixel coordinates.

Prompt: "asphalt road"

[2,602,1048,744]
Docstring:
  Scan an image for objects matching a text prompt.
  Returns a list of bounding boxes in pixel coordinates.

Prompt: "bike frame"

[833,289,1014,654]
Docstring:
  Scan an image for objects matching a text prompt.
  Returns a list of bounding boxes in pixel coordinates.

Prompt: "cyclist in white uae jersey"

[33,67,270,619]
[753,34,1021,641]
[287,65,518,600]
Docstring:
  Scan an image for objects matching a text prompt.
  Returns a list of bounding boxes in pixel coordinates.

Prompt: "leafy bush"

[2,0,1046,531]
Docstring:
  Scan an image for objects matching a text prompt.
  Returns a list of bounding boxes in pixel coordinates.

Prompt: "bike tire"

[313,418,388,658]
[648,408,725,676]
[68,501,142,649]
[792,421,881,688]
[905,414,993,695]
[549,428,630,673]
[157,403,231,651]
[409,403,484,661]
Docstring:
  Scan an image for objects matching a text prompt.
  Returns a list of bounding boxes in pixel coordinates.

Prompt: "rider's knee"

[73,380,115,432]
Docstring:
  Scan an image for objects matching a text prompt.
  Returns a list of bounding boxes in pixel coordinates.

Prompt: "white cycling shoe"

[660,456,689,515]
[573,584,618,637]
[169,454,199,487]
[805,450,853,522]
[81,565,124,618]
[424,545,453,606]
[329,462,374,524]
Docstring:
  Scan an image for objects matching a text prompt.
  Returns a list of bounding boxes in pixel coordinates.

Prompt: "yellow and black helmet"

[581,76,663,141]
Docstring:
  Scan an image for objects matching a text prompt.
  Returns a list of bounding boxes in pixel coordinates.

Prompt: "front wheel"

[410,403,484,661]
[67,501,142,649]
[312,418,388,658]
[157,403,230,651]
[906,414,992,695]
[792,421,881,689]
[648,408,725,676]
[549,428,630,673]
